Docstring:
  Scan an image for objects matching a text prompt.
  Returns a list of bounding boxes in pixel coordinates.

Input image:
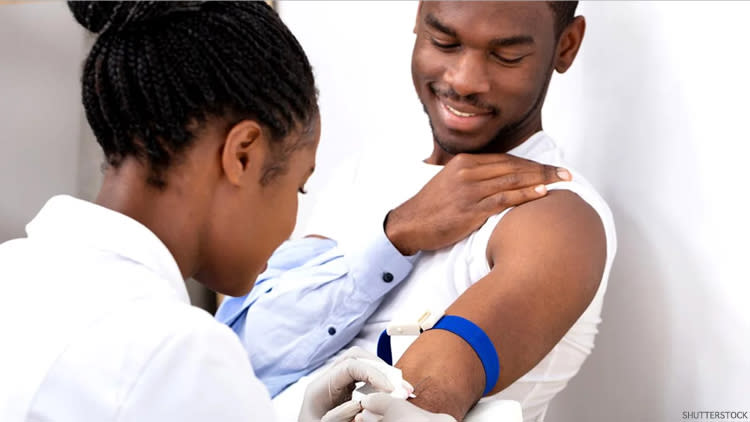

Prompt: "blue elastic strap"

[376,315,500,396]
[377,329,393,365]
[432,315,500,395]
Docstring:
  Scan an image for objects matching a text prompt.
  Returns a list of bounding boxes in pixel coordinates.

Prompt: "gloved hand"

[356,392,457,422]
[299,347,394,422]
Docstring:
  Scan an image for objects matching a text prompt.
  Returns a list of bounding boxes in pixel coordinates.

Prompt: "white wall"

[0,2,91,242]
[279,1,750,420]
[0,3,213,308]
[276,1,434,236]
[548,2,750,419]
[2,2,747,419]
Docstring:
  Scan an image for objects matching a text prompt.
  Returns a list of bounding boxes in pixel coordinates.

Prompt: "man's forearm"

[396,328,485,421]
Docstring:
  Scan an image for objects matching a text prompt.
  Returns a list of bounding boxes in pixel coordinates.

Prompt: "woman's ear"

[555,16,586,74]
[221,120,266,186]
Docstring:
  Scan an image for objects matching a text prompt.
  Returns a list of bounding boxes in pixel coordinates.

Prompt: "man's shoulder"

[489,188,607,257]
[504,188,602,230]
[501,131,616,245]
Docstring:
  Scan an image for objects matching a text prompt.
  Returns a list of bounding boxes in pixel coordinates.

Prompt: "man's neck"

[426,123,544,166]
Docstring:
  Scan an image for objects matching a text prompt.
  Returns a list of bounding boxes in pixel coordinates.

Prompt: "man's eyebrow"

[425,12,535,48]
[425,13,456,37]
[489,35,535,48]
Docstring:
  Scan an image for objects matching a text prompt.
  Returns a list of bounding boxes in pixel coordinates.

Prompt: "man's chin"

[428,117,492,155]
[434,132,490,155]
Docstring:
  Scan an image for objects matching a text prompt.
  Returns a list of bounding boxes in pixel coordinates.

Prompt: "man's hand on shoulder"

[385,153,571,255]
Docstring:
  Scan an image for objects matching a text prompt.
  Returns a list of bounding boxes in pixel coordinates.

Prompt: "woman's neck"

[95,159,202,280]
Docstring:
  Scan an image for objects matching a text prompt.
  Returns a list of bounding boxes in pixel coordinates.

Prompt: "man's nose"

[443,50,491,97]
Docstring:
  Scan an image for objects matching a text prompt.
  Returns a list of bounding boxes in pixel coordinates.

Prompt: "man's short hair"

[548,1,579,38]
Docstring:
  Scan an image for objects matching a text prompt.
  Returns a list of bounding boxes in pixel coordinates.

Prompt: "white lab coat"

[0,195,275,421]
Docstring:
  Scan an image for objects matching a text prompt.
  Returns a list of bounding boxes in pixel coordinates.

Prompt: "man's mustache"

[428,83,498,114]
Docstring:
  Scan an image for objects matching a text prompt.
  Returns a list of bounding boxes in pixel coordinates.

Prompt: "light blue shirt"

[215,221,416,397]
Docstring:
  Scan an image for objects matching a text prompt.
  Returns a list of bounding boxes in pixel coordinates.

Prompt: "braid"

[70,1,318,187]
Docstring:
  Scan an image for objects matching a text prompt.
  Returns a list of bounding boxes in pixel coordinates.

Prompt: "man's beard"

[424,61,553,155]
[424,103,532,155]
[425,106,527,155]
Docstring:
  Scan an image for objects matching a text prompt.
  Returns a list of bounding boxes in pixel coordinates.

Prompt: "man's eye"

[431,38,459,49]
[493,53,525,65]
[298,187,308,195]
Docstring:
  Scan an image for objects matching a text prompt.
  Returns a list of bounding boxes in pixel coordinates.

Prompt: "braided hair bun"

[66,1,318,188]
[68,1,203,34]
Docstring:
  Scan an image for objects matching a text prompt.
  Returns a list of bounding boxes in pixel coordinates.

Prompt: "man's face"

[412,1,561,158]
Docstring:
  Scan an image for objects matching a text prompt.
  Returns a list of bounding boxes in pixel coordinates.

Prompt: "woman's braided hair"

[68,1,318,188]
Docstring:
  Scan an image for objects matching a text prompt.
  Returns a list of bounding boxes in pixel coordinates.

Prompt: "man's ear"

[555,16,586,74]
[221,120,266,186]
[413,1,423,34]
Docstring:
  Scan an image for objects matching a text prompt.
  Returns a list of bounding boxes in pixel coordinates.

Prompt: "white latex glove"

[299,347,395,422]
[356,392,457,422]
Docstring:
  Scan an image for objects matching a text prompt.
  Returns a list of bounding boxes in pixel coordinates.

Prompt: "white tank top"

[304,131,617,421]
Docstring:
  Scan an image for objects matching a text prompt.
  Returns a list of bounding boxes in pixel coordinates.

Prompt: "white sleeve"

[117,319,276,422]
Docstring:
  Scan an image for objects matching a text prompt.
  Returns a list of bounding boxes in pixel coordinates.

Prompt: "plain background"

[1,2,748,420]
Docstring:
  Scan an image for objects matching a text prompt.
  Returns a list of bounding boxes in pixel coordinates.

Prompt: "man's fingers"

[475,170,560,197]
[477,185,550,214]
[321,400,362,422]
[448,151,536,167]
[473,160,570,183]
[447,153,572,185]
[452,152,513,165]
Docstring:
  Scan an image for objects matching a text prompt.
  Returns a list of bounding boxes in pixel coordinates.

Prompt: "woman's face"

[197,116,320,296]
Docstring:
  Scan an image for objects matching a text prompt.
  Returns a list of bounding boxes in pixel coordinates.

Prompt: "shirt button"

[328,327,336,336]
[382,272,394,283]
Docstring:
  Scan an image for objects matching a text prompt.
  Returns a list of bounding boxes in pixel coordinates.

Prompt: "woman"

[0,2,398,421]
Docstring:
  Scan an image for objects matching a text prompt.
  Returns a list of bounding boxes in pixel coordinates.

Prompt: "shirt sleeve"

[117,317,275,422]
[215,219,417,397]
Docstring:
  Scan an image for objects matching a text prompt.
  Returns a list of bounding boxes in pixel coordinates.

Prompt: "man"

[218,2,615,421]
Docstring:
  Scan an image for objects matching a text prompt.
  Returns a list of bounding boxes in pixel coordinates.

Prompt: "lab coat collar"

[25,195,189,304]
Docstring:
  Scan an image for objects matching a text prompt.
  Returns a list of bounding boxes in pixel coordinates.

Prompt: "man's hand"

[385,153,571,255]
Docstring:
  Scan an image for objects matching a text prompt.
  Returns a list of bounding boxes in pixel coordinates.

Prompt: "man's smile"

[435,95,494,133]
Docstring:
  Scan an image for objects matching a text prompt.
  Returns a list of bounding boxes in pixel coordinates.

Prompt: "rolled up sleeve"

[215,219,418,397]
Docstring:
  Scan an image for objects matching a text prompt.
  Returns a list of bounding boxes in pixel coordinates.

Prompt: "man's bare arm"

[395,190,607,420]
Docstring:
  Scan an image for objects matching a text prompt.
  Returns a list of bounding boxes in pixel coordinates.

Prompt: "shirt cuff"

[344,218,419,302]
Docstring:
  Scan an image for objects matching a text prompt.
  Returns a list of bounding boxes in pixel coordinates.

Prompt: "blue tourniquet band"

[432,315,500,395]
[376,315,500,396]
[377,329,393,365]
